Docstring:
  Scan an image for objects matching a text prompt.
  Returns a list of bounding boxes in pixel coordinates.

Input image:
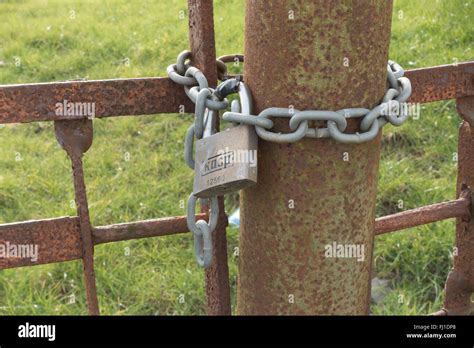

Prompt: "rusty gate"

[0,0,473,315]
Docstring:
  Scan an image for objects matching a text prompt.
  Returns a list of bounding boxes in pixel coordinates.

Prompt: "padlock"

[193,124,258,198]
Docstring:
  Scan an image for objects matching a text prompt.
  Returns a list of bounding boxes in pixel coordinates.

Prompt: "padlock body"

[193,125,258,198]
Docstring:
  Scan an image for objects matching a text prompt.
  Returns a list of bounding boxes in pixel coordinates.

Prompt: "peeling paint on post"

[238,0,393,314]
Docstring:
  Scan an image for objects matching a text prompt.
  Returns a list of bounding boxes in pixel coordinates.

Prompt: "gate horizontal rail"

[0,214,207,270]
[375,190,472,235]
[0,62,473,124]
[0,78,193,124]
[1,192,470,268]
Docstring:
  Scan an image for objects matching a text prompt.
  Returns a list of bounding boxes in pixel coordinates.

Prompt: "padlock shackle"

[202,109,215,138]
[238,82,253,116]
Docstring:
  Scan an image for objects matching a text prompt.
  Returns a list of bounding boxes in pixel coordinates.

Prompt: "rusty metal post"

[188,0,232,315]
[238,0,393,314]
[443,96,474,315]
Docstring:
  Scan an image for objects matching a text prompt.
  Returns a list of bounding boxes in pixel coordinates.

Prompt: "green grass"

[0,0,472,315]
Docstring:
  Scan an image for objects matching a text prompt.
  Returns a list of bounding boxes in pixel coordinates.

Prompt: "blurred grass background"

[0,0,472,315]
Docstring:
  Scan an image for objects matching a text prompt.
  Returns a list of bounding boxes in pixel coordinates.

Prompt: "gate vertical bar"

[238,0,393,314]
[444,97,474,315]
[54,119,100,315]
[187,0,232,315]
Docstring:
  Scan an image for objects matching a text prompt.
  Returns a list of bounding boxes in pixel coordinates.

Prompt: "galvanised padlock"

[193,82,257,198]
[193,124,257,198]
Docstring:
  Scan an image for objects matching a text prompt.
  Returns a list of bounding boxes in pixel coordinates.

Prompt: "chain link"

[222,59,412,144]
[186,194,219,268]
[168,51,412,266]
[167,50,236,268]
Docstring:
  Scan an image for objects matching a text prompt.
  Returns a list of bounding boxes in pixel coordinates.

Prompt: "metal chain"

[167,51,240,268]
[168,51,412,266]
[222,59,412,144]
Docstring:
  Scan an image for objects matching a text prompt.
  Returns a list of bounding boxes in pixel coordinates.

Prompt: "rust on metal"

[443,97,474,315]
[374,194,471,235]
[188,0,231,316]
[406,62,474,104]
[0,217,82,270]
[0,78,193,124]
[456,95,474,126]
[0,0,470,317]
[0,214,207,269]
[238,0,393,315]
[54,119,99,315]
[203,198,230,314]
[92,214,207,245]
[1,193,467,268]
[1,62,473,125]
[188,0,218,86]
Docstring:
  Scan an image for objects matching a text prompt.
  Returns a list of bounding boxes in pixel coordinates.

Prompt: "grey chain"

[168,51,412,267]
[167,50,232,268]
[222,59,412,144]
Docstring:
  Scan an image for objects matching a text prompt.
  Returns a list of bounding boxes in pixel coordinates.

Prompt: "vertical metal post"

[238,0,393,314]
[188,0,232,315]
[444,97,474,315]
